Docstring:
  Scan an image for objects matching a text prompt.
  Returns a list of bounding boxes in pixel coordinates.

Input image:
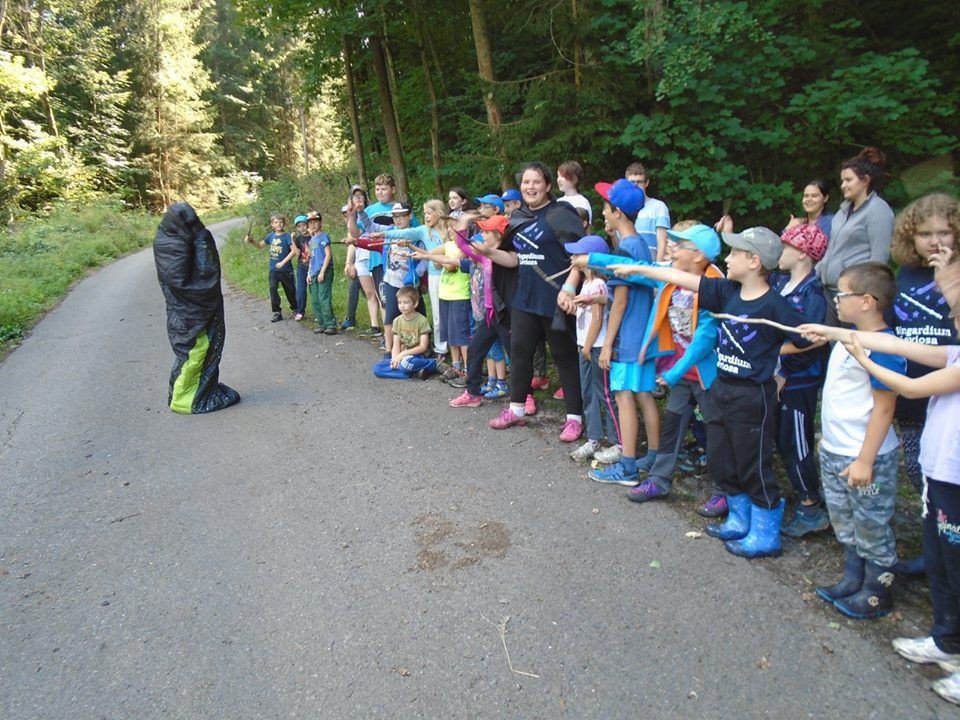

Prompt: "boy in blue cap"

[578,178,659,485]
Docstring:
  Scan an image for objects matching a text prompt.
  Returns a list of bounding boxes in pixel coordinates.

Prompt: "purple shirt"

[920,345,960,484]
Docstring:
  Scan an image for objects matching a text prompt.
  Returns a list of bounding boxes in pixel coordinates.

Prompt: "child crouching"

[372,285,438,379]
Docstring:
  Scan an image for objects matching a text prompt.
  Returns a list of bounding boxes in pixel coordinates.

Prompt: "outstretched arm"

[800,324,950,369]
[844,334,960,399]
[608,263,703,293]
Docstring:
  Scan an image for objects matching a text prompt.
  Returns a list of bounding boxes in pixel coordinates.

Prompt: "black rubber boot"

[815,547,864,604]
[833,561,895,619]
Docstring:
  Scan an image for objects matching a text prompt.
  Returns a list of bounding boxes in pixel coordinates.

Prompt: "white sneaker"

[593,444,621,464]
[933,672,960,705]
[570,439,599,462]
[893,636,960,672]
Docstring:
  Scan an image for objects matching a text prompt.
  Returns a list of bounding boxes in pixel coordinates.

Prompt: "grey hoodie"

[816,192,894,289]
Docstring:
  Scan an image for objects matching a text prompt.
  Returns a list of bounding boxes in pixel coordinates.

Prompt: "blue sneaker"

[480,378,497,394]
[588,461,639,487]
[484,385,508,399]
[781,505,830,538]
[626,478,669,503]
[340,318,356,330]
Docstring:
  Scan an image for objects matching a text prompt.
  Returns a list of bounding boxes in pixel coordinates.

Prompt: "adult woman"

[489,162,585,441]
[343,187,384,337]
[786,179,834,239]
[816,147,895,325]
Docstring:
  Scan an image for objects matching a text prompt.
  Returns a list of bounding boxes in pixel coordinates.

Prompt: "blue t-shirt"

[361,202,419,270]
[867,329,908,392]
[698,277,810,383]
[265,231,293,273]
[894,265,957,421]
[607,235,653,361]
[770,270,828,387]
[308,233,332,277]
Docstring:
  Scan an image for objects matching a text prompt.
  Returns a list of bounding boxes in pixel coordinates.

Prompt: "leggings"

[509,308,582,415]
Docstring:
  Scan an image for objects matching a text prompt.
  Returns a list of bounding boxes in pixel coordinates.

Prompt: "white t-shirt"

[820,335,904,457]
[919,346,960,484]
[575,277,608,349]
[558,193,592,224]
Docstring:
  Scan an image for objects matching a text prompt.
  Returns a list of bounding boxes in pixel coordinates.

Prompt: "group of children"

[248,170,960,706]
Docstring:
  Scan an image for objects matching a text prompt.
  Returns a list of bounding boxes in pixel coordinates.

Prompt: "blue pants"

[295,263,309,316]
[372,354,437,379]
[578,346,618,443]
[777,383,822,504]
[646,379,717,492]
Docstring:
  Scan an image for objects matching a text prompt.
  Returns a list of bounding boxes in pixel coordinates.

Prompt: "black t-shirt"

[698,277,810,383]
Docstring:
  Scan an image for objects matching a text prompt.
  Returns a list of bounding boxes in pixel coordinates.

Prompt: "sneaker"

[697,493,728,518]
[933,672,960,706]
[483,385,508,400]
[271,312,282,322]
[588,461,639,487]
[525,394,537,416]
[449,391,483,408]
[324,327,338,335]
[313,327,325,334]
[893,637,960,672]
[489,407,526,429]
[341,319,356,330]
[593,444,622,465]
[294,313,304,321]
[570,440,600,462]
[676,452,696,473]
[447,373,467,389]
[359,327,382,337]
[781,505,830,538]
[417,368,435,380]
[531,376,550,391]
[626,479,669,503]
[480,379,495,395]
[553,387,565,400]
[442,367,461,381]
[559,418,583,443]
[435,361,452,375]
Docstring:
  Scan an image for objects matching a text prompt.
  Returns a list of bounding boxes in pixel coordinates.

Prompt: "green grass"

[0,201,160,352]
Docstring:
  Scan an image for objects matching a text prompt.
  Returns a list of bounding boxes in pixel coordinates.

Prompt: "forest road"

[0,217,956,719]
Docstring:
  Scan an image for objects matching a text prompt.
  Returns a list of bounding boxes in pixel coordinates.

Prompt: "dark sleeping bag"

[153,203,240,414]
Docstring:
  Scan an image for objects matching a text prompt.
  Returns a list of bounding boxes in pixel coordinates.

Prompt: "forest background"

[1,0,957,342]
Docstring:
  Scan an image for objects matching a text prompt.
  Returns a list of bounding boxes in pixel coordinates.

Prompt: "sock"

[453,361,463,370]
[585,439,600,449]
[487,375,496,386]
[621,455,637,472]
[566,414,583,423]
[510,402,525,417]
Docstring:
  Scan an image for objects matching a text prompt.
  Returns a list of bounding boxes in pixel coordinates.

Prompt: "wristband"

[561,283,576,294]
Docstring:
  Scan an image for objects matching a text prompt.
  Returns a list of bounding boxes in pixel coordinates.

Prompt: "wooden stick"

[531,264,561,289]
[544,265,573,282]
[709,312,805,335]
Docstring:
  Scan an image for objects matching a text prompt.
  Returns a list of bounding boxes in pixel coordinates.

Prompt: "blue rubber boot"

[705,494,751,540]
[724,499,785,559]
[815,547,864,604]
[833,562,895,619]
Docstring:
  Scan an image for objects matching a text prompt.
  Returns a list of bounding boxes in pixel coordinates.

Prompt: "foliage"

[0,201,157,347]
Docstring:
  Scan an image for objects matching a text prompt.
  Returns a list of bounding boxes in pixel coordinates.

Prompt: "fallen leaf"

[649,560,661,569]
[828,621,841,631]
[592,508,600,514]
[756,656,770,670]
[685,531,703,539]
[800,592,815,602]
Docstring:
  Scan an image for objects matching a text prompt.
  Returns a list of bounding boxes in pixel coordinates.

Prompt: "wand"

[710,313,805,335]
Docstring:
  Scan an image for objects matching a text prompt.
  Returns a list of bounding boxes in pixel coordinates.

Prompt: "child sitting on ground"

[371,285,438,379]
[564,235,618,462]
[608,226,814,558]
[798,262,904,618]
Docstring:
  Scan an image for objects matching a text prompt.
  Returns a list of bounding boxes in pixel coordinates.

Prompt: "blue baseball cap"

[666,224,722,261]
[501,188,522,202]
[564,234,609,256]
[594,178,645,217]
[294,214,308,225]
[475,194,505,213]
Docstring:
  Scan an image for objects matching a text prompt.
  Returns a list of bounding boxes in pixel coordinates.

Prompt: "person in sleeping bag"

[153,202,240,414]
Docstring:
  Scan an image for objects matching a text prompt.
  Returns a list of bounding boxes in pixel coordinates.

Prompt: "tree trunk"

[369,31,408,199]
[412,5,442,197]
[299,105,310,174]
[571,0,582,92]
[342,34,367,189]
[468,0,509,189]
[21,0,63,155]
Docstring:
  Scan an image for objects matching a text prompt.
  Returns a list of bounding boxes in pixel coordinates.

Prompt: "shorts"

[486,339,505,362]
[439,299,471,346]
[610,360,657,394]
[355,257,371,277]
